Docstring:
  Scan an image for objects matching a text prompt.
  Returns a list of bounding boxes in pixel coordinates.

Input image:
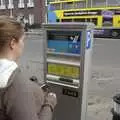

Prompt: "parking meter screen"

[47,63,80,79]
[47,31,81,54]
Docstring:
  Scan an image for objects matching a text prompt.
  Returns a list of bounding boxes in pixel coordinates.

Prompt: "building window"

[27,0,34,8]
[51,3,60,10]
[8,0,14,9]
[29,14,34,25]
[0,0,6,9]
[18,0,25,8]
[92,0,106,7]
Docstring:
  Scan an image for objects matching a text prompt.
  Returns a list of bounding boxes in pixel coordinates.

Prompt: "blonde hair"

[0,16,24,51]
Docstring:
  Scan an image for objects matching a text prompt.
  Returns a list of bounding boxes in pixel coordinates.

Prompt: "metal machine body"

[43,23,94,120]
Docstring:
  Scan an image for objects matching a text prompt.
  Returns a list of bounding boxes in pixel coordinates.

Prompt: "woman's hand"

[44,92,57,112]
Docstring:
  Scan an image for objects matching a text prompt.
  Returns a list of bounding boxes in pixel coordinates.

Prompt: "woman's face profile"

[16,35,25,59]
[11,34,25,60]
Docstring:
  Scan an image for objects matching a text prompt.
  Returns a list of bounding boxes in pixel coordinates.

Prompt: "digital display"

[47,31,81,54]
[47,63,80,79]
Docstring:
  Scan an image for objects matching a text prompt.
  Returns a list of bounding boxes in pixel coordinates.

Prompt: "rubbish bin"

[111,94,120,120]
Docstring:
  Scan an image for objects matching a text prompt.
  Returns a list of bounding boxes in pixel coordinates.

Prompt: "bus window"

[86,18,91,22]
[103,17,113,26]
[51,3,60,10]
[74,1,85,9]
[48,0,54,2]
[61,19,72,22]
[58,0,66,1]
[74,19,85,22]
[62,2,73,10]
[91,18,97,25]
[56,19,60,22]
[92,0,106,7]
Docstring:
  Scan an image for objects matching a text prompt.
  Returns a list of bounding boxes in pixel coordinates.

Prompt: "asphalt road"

[20,32,120,120]
[93,38,120,67]
[89,38,120,97]
[89,38,120,120]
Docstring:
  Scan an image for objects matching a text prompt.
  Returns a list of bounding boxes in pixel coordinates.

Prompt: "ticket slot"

[59,77,73,83]
[46,74,79,86]
[46,80,79,89]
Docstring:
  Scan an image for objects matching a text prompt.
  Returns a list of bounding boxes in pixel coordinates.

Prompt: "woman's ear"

[9,38,17,50]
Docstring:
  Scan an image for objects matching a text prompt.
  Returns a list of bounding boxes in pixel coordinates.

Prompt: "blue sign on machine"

[86,31,92,49]
[68,40,80,54]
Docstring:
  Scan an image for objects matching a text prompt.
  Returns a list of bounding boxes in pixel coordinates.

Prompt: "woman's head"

[0,16,25,61]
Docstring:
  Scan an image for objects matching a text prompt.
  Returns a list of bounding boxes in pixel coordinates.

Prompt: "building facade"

[0,0,45,27]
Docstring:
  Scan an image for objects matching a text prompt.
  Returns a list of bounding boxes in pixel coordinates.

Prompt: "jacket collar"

[0,59,18,88]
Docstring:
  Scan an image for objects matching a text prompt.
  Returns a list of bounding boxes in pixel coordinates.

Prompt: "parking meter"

[43,23,94,120]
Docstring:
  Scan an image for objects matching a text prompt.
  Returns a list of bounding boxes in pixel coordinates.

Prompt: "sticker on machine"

[86,30,92,49]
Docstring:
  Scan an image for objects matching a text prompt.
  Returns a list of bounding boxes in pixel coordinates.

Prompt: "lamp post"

[85,0,88,8]
[91,0,92,8]
[106,0,108,7]
[8,0,13,18]
[45,0,48,23]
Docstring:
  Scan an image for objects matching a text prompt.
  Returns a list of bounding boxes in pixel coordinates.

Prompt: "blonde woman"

[0,16,57,120]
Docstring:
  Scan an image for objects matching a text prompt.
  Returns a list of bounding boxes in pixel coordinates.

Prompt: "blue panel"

[68,42,80,54]
[48,40,69,52]
[47,31,82,54]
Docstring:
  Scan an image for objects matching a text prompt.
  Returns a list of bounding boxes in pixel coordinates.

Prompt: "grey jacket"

[2,68,53,120]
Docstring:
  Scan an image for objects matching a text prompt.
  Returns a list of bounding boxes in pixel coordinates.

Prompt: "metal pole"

[9,0,13,18]
[86,0,88,8]
[91,0,92,8]
[44,0,48,23]
[106,0,108,7]
[90,0,93,22]
[10,9,13,18]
